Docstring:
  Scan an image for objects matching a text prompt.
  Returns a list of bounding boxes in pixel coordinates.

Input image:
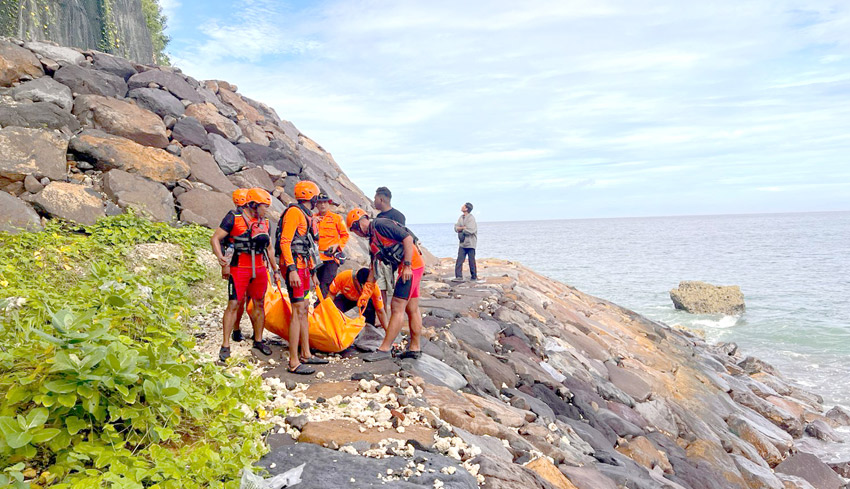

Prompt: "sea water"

[411,212,850,408]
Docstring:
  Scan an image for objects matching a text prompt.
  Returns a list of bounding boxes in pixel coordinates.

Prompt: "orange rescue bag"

[260,278,366,353]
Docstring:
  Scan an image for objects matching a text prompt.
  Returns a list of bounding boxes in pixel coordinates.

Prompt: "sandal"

[218,346,231,362]
[397,350,422,360]
[287,363,315,375]
[252,340,272,356]
[300,356,329,365]
[231,328,245,342]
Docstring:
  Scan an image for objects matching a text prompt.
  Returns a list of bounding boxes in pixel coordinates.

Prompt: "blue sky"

[160,0,850,223]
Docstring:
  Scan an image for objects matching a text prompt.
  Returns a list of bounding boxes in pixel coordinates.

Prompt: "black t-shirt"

[376,208,406,225]
[219,210,237,249]
[372,218,410,242]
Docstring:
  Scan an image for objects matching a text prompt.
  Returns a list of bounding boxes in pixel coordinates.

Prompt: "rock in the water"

[0,126,68,182]
[33,182,104,225]
[185,102,241,141]
[103,170,174,222]
[182,146,236,194]
[259,442,477,489]
[208,133,246,174]
[775,452,845,489]
[0,101,80,132]
[0,41,44,86]
[825,406,850,426]
[732,454,784,489]
[176,188,233,228]
[805,420,842,442]
[23,41,84,66]
[171,116,208,148]
[227,167,274,192]
[90,52,137,80]
[727,413,791,465]
[127,70,203,103]
[237,142,302,175]
[9,76,73,111]
[402,354,467,391]
[128,88,185,119]
[73,94,169,148]
[69,130,190,183]
[670,281,745,315]
[53,65,127,98]
[0,192,42,233]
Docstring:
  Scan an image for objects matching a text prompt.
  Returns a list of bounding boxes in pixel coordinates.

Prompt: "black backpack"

[274,204,320,267]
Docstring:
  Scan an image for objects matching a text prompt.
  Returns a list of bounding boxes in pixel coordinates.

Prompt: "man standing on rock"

[313,192,349,297]
[211,188,280,362]
[278,181,328,375]
[453,202,479,282]
[347,208,424,361]
[373,187,406,310]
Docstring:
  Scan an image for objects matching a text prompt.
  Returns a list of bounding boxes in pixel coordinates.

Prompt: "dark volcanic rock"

[53,65,128,97]
[128,88,185,119]
[259,442,477,489]
[208,133,246,174]
[475,454,558,489]
[605,362,652,402]
[103,170,174,222]
[0,126,68,181]
[775,452,845,489]
[176,188,233,228]
[237,142,302,175]
[91,52,138,80]
[227,167,274,192]
[400,354,466,391]
[0,41,43,86]
[450,317,500,354]
[181,146,235,194]
[9,76,73,111]
[171,116,208,148]
[0,102,80,132]
[805,420,842,442]
[0,192,42,233]
[33,182,104,225]
[127,70,203,103]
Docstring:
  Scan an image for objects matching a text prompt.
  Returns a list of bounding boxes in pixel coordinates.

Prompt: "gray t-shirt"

[455,213,477,249]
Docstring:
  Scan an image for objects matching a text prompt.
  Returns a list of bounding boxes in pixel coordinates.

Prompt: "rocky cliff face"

[0,38,376,260]
[0,0,159,64]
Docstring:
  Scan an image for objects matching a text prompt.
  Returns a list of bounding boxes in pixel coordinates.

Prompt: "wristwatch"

[403,260,412,267]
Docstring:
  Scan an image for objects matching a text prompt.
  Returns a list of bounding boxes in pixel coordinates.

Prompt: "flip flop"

[288,363,315,375]
[300,356,329,365]
[397,350,422,360]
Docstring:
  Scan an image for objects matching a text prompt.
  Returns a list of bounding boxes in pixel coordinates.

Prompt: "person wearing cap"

[211,188,280,362]
[279,180,328,375]
[313,192,350,297]
[346,209,424,362]
[329,267,389,331]
[453,202,479,282]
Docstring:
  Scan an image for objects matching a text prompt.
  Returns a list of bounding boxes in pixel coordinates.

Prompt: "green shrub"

[0,216,269,488]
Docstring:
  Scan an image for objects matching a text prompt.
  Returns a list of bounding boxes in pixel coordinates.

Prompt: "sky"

[160,0,850,224]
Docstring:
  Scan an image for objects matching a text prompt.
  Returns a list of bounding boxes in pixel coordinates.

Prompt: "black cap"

[317,192,334,203]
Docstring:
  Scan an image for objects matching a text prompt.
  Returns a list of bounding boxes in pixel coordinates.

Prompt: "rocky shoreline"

[219,257,850,489]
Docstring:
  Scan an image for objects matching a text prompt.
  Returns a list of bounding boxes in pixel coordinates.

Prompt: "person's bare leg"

[377,296,409,352]
[288,304,305,369]
[235,298,246,332]
[250,298,265,341]
[222,299,239,348]
[294,302,312,361]
[381,289,390,315]
[405,297,422,351]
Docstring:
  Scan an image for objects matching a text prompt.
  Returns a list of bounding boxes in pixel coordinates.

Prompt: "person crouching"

[329,267,389,333]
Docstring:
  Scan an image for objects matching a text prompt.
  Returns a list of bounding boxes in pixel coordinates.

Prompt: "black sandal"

[397,350,422,360]
[300,356,329,365]
[288,363,315,375]
[252,340,272,356]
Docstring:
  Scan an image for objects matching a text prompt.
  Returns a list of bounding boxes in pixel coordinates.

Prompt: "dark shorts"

[228,266,268,303]
[286,268,312,303]
[333,295,376,325]
[393,266,424,301]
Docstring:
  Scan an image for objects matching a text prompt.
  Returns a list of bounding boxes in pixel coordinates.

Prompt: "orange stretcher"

[259,276,367,353]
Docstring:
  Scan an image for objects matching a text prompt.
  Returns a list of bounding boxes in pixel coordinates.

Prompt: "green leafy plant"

[0,216,270,487]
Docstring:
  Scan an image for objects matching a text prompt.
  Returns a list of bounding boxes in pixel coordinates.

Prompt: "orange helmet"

[294,180,320,201]
[346,208,368,230]
[232,188,249,207]
[246,188,272,206]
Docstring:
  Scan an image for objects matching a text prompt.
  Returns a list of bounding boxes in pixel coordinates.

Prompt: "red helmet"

[246,188,272,206]
[294,181,320,201]
[232,188,249,207]
[346,208,368,230]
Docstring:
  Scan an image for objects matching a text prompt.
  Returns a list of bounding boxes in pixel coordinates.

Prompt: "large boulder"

[22,41,84,66]
[0,41,44,86]
[237,120,270,145]
[237,142,302,175]
[218,88,264,123]
[0,102,80,132]
[732,454,784,489]
[185,103,240,141]
[0,192,42,233]
[170,116,208,148]
[670,281,745,315]
[775,453,845,489]
[103,170,175,222]
[53,65,128,98]
[33,182,104,225]
[90,52,137,80]
[127,69,203,103]
[128,88,185,119]
[401,354,467,390]
[475,454,560,489]
[73,95,169,148]
[9,76,74,111]
[69,130,190,183]
[227,167,274,191]
[208,133,246,174]
[0,127,68,182]
[182,146,236,194]
[176,188,233,228]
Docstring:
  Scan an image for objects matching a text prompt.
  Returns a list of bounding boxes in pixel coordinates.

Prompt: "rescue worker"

[347,209,424,361]
[278,180,328,374]
[328,267,389,332]
[313,192,349,297]
[373,187,406,312]
[211,188,280,361]
[221,188,250,342]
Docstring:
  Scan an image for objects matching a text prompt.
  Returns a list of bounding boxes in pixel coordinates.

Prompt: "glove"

[358,282,375,309]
